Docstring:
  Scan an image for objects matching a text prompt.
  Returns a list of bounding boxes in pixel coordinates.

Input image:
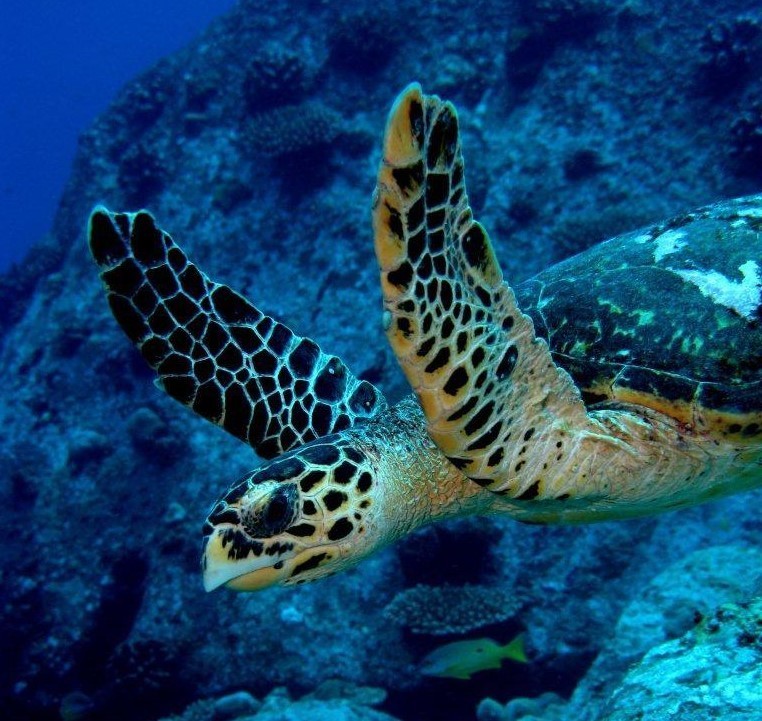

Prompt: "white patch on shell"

[671,260,761,321]
[735,206,762,219]
[653,229,687,262]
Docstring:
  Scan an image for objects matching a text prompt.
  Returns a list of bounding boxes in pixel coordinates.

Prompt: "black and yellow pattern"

[88,209,386,459]
[373,84,588,494]
[201,435,379,590]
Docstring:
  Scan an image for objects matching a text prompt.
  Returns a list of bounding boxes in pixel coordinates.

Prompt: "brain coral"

[383,584,522,636]
[242,103,345,158]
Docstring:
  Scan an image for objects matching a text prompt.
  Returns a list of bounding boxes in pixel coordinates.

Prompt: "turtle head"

[202,438,381,591]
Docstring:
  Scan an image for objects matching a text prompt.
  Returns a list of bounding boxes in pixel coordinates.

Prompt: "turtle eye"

[242,483,298,538]
[265,492,290,527]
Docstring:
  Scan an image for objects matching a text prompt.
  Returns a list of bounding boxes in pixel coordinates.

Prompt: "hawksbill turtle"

[88,84,762,592]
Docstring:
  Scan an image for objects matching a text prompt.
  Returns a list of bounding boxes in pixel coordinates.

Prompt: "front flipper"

[89,209,386,458]
[373,85,589,495]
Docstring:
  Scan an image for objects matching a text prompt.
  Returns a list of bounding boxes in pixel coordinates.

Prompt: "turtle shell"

[515,195,762,443]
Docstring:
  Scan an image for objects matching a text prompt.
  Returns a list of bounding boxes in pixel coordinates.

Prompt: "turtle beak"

[201,529,284,592]
[201,528,262,591]
[202,530,239,591]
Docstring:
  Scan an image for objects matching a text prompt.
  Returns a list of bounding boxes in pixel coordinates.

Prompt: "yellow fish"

[419,634,528,680]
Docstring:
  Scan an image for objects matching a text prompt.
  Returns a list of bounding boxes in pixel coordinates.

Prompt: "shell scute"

[517,197,762,439]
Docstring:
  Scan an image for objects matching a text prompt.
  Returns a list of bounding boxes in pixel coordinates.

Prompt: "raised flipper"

[373,84,590,494]
[89,208,386,458]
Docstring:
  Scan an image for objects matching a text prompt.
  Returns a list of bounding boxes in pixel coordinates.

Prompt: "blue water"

[0,0,236,273]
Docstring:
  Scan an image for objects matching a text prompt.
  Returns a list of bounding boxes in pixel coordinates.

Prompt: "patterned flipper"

[89,209,386,459]
[373,84,588,494]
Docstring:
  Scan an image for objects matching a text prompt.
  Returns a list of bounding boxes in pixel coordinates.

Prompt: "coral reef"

[0,233,64,333]
[477,692,567,721]
[551,204,656,261]
[243,45,311,112]
[697,15,761,96]
[118,142,169,207]
[506,0,612,89]
[328,11,399,74]
[394,520,499,587]
[160,684,397,721]
[103,66,172,140]
[502,546,762,721]
[730,99,762,178]
[562,148,608,181]
[238,101,348,196]
[604,598,762,720]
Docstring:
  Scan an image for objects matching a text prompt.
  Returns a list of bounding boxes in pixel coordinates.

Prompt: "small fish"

[419,634,528,680]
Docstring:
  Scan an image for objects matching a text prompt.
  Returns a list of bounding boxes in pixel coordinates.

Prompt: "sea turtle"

[88,83,762,592]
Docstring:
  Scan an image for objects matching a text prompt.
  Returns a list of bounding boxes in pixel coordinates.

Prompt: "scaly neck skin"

[351,396,756,533]
[352,395,497,544]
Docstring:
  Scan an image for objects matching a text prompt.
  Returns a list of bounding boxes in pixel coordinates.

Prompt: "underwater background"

[0,0,236,273]
[1,0,762,719]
